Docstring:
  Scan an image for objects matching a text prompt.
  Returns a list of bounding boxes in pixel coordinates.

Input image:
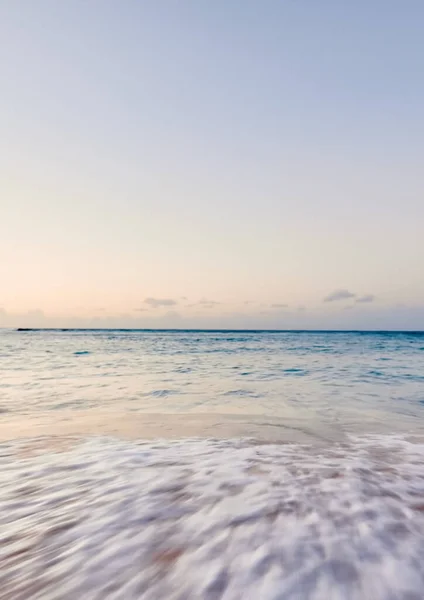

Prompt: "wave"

[2,434,424,598]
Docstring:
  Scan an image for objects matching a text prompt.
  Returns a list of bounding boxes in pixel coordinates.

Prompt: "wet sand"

[0,408,390,446]
[1,407,422,449]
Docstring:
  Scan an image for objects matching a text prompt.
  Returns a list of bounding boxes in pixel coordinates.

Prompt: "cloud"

[144,297,178,308]
[271,303,288,309]
[324,290,375,305]
[356,294,375,304]
[188,299,221,309]
[135,308,149,312]
[1,301,424,330]
[198,299,220,306]
[324,289,356,303]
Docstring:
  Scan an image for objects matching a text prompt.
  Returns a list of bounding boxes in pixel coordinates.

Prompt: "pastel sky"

[1,1,424,329]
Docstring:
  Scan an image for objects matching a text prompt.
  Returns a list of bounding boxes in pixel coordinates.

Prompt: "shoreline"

[0,410,337,445]
[1,408,423,451]
[0,408,394,445]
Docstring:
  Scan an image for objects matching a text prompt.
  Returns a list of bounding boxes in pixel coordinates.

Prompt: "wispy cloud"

[356,294,375,304]
[144,297,178,308]
[188,299,221,309]
[3,302,424,330]
[324,289,356,303]
[198,299,220,306]
[271,303,288,309]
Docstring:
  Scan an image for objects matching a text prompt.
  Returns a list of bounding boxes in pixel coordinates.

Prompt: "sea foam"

[1,434,424,599]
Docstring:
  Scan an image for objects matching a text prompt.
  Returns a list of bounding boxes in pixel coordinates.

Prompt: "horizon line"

[7,328,424,334]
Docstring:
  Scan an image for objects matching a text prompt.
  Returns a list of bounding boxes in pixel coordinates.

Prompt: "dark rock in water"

[17,328,34,332]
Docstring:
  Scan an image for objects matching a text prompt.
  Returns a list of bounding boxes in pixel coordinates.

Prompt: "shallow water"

[1,329,424,437]
[2,434,424,599]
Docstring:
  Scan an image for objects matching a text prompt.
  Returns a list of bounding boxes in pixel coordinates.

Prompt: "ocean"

[2,329,424,599]
[2,329,424,437]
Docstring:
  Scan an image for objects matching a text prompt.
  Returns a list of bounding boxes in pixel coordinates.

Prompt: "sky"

[1,0,424,329]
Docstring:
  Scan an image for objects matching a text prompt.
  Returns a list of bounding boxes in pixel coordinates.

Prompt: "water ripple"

[1,329,424,432]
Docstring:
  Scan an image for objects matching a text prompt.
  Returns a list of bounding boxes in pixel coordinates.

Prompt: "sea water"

[1,329,424,599]
[1,329,424,429]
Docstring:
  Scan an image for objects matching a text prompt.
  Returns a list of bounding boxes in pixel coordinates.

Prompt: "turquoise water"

[1,329,424,435]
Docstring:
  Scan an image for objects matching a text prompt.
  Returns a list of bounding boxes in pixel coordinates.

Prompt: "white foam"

[1,435,424,599]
